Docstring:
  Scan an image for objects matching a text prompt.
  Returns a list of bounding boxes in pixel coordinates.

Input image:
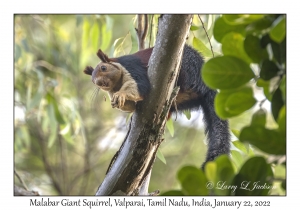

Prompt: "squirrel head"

[83,49,122,92]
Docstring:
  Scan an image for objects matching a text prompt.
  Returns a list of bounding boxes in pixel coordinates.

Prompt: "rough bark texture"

[96,14,193,196]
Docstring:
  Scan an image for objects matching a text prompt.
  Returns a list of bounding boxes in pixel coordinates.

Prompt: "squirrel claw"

[111,92,127,108]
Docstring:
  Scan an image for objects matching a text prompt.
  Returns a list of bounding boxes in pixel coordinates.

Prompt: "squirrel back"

[83,45,230,168]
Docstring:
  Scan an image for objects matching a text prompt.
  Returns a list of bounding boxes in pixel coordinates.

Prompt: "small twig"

[197,15,214,57]
[149,15,154,48]
[136,15,149,50]
[142,15,148,41]
[14,169,29,191]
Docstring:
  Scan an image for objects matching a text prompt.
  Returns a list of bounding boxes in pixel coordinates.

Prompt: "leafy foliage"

[163,14,286,195]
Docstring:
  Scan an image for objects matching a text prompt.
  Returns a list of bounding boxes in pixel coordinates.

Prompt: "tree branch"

[96,15,193,195]
[135,15,148,50]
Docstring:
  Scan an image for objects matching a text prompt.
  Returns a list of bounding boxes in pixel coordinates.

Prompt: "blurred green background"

[14,14,285,195]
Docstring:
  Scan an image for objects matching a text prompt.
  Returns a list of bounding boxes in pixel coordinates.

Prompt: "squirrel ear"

[97,49,111,63]
[83,66,94,75]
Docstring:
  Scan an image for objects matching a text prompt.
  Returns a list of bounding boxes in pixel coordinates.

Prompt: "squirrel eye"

[101,65,107,71]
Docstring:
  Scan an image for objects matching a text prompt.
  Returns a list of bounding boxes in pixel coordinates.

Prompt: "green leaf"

[240,126,285,155]
[224,87,256,115]
[204,161,217,182]
[233,156,273,195]
[81,20,90,50]
[251,109,266,127]
[166,119,174,137]
[100,24,112,52]
[232,141,248,154]
[177,166,208,195]
[214,86,256,119]
[156,148,166,164]
[277,105,286,135]
[270,15,286,43]
[256,79,271,101]
[213,17,246,42]
[207,155,235,195]
[280,75,286,103]
[231,150,244,170]
[202,56,254,90]
[91,23,100,52]
[192,37,213,58]
[46,93,65,124]
[271,88,284,121]
[260,34,272,48]
[244,35,268,63]
[260,60,280,80]
[281,180,286,190]
[47,104,58,148]
[221,32,252,64]
[161,190,185,196]
[245,16,275,34]
[190,25,200,31]
[223,14,264,25]
[28,92,43,110]
[48,123,58,148]
[231,129,240,138]
[183,110,191,120]
[271,38,286,64]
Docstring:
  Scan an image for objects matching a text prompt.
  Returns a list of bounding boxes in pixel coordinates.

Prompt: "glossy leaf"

[214,86,256,119]
[251,109,266,127]
[240,126,285,155]
[177,166,208,195]
[271,88,284,121]
[256,79,271,101]
[213,17,246,42]
[232,140,248,154]
[244,35,268,63]
[231,129,240,138]
[214,155,235,195]
[271,38,286,64]
[193,37,213,58]
[204,161,217,182]
[245,16,275,34]
[277,105,286,135]
[233,156,273,195]
[223,14,264,25]
[260,60,280,80]
[202,56,254,90]
[270,15,286,43]
[224,87,256,116]
[221,32,252,64]
[231,150,244,170]
[280,75,286,103]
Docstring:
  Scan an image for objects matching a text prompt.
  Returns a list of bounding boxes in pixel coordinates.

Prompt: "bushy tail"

[200,90,230,169]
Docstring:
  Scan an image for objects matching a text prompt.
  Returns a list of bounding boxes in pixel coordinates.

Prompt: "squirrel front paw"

[111,91,127,108]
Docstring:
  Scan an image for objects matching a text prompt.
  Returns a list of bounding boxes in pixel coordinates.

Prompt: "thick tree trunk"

[96,14,193,196]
